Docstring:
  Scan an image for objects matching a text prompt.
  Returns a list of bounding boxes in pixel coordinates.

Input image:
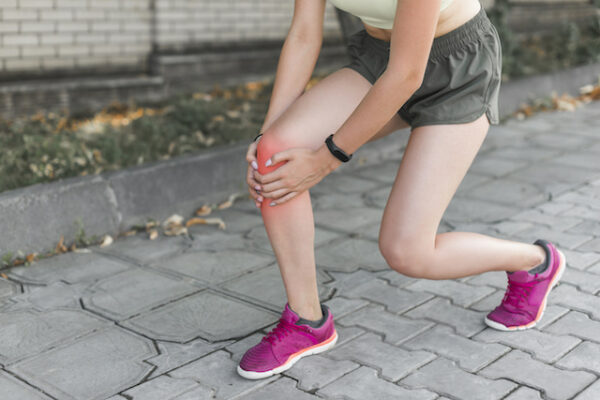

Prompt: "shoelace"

[261,318,316,346]
[501,278,537,311]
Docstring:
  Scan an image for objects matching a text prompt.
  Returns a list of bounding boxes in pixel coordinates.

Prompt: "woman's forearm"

[261,32,323,132]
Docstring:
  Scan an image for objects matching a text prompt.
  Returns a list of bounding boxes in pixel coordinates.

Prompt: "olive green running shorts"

[342,5,502,129]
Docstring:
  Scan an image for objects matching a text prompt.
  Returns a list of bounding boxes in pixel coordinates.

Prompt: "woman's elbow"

[381,68,424,93]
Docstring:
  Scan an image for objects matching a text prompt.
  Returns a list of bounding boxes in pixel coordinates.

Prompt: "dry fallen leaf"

[55,235,68,253]
[185,217,226,230]
[0,273,7,279]
[195,204,212,216]
[122,229,137,237]
[164,225,188,236]
[149,229,158,240]
[26,253,37,263]
[13,258,25,266]
[217,193,242,210]
[100,235,113,247]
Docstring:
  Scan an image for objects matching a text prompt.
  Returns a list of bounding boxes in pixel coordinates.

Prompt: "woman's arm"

[260,0,327,132]
[314,0,441,168]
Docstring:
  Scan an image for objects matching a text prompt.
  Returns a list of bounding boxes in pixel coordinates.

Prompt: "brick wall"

[0,0,342,77]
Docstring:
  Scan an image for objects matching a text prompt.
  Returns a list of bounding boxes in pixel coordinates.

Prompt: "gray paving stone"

[352,160,403,184]
[9,326,156,400]
[568,220,600,237]
[378,269,421,288]
[186,208,263,234]
[468,179,547,207]
[6,281,87,311]
[550,284,600,319]
[474,327,581,363]
[577,237,600,252]
[405,279,495,307]
[122,290,276,342]
[327,332,436,381]
[561,268,600,294]
[241,376,318,399]
[405,298,487,337]
[96,235,188,264]
[490,220,534,236]
[559,249,600,271]
[504,387,543,400]
[322,295,370,319]
[403,325,509,372]
[150,248,272,284]
[574,380,600,400]
[533,305,571,330]
[219,265,331,309]
[455,172,493,196]
[506,162,598,185]
[554,190,600,209]
[0,309,107,365]
[488,145,558,161]
[468,290,504,312]
[246,224,340,255]
[169,350,278,399]
[345,278,434,314]
[312,191,368,210]
[364,185,394,209]
[82,268,200,320]
[512,226,593,250]
[546,311,600,343]
[469,155,529,178]
[561,206,600,222]
[311,172,384,195]
[443,197,519,224]
[317,365,437,400]
[283,354,359,391]
[402,357,516,400]
[6,251,132,285]
[0,370,51,399]
[338,304,434,345]
[556,341,600,374]
[536,201,577,215]
[480,350,596,400]
[313,207,383,232]
[315,237,389,272]
[122,375,213,399]
[324,269,385,294]
[147,337,235,378]
[0,278,18,301]
[509,209,584,231]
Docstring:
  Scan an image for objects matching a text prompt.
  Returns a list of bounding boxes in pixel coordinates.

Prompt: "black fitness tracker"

[253,133,263,142]
[325,134,353,162]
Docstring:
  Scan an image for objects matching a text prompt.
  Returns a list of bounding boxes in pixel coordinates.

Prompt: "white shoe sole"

[484,248,566,331]
[237,329,339,380]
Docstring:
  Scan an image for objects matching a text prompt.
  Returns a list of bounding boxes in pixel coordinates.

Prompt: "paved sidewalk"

[1,100,600,400]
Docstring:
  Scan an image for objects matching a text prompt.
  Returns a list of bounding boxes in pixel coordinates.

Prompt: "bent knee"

[256,130,297,175]
[379,238,434,279]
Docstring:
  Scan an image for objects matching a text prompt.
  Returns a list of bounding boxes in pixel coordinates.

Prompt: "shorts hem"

[408,107,499,131]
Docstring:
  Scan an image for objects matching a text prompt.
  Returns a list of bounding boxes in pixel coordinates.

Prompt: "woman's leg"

[257,68,409,320]
[378,113,546,280]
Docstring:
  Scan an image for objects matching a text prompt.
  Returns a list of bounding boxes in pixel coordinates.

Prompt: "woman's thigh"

[261,67,409,150]
[379,113,490,254]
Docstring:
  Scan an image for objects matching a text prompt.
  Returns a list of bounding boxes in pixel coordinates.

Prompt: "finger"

[247,166,261,200]
[246,142,257,163]
[254,165,286,184]
[271,191,298,206]
[259,179,286,197]
[265,188,290,202]
[265,149,294,168]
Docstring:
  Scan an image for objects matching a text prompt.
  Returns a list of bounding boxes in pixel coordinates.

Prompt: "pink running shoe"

[237,302,338,379]
[485,239,566,331]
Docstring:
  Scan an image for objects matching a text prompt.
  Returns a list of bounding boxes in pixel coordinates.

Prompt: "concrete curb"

[1,62,599,259]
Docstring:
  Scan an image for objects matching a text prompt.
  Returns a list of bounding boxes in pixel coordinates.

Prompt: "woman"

[238,0,566,380]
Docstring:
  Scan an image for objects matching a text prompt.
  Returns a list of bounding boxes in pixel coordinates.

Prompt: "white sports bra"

[329,0,453,29]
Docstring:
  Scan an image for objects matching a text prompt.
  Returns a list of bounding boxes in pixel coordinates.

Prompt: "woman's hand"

[253,145,341,206]
[245,138,263,208]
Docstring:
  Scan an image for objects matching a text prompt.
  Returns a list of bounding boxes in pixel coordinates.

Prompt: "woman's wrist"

[316,144,343,173]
